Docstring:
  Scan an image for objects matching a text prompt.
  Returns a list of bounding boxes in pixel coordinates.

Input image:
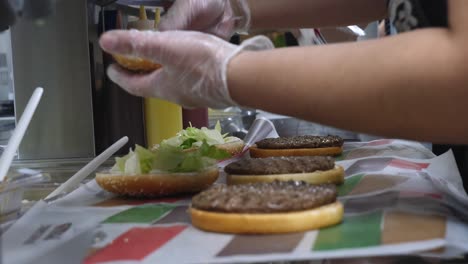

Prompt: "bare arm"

[247,0,388,29]
[228,0,468,145]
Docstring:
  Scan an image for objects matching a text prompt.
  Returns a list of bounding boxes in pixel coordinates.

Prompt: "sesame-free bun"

[249,146,343,158]
[113,54,162,72]
[95,167,219,197]
[190,201,343,234]
[227,165,344,185]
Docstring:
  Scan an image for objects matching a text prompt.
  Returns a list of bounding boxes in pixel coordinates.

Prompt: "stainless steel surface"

[10,0,95,160]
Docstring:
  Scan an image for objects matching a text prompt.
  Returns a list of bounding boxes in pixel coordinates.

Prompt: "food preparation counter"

[2,139,468,264]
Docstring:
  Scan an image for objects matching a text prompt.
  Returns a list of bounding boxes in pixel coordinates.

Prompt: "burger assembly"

[96,129,345,234]
[96,122,243,197]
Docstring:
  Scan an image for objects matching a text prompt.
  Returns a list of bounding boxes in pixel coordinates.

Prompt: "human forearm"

[247,0,387,29]
[228,29,468,144]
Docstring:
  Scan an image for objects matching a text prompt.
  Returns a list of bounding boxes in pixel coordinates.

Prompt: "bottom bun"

[190,201,343,234]
[249,146,343,158]
[95,168,219,197]
[227,165,344,185]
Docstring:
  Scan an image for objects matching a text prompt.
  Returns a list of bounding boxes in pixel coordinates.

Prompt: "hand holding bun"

[99,29,273,109]
[113,53,162,72]
[158,0,251,39]
[111,7,163,72]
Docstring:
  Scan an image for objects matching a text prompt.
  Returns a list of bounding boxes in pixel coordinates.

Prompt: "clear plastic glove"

[159,0,251,39]
[99,30,273,109]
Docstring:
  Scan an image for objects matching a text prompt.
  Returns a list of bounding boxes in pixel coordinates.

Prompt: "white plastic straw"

[45,136,129,199]
[0,87,44,182]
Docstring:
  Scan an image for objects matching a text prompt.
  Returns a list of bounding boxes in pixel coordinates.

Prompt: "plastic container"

[0,169,48,215]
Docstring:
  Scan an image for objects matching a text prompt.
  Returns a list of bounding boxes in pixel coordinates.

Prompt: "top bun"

[113,54,162,72]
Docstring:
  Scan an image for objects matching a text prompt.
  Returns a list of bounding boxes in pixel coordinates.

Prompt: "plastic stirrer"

[0,87,43,182]
[45,136,129,200]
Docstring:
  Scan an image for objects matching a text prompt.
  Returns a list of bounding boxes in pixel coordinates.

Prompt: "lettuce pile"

[160,121,239,150]
[111,122,235,175]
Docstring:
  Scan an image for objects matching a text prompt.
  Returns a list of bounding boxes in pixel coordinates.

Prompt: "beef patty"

[224,156,335,175]
[255,135,343,149]
[191,181,337,213]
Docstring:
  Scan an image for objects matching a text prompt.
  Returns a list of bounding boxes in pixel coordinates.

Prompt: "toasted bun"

[249,146,343,158]
[215,139,245,156]
[227,165,344,185]
[95,167,219,197]
[113,54,162,72]
[190,201,343,234]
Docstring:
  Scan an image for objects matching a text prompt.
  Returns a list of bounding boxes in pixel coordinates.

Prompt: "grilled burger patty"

[224,156,335,175]
[255,135,343,149]
[191,181,337,213]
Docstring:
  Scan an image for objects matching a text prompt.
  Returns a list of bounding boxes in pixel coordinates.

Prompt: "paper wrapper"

[2,122,468,263]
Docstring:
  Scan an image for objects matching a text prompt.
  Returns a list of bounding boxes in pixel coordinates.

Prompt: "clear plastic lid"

[1,168,49,193]
[1,169,49,216]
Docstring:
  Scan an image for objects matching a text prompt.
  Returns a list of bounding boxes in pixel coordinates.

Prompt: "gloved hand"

[99,30,273,109]
[159,0,251,39]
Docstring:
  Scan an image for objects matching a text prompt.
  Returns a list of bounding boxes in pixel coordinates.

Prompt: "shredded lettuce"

[152,143,185,172]
[124,151,141,174]
[110,145,155,174]
[153,140,231,173]
[161,121,234,150]
[111,140,231,174]
[110,121,235,174]
[180,138,197,149]
[172,155,213,173]
[135,145,156,173]
[112,151,132,173]
[198,140,232,160]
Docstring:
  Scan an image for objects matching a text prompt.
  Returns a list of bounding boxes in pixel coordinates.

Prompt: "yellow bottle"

[129,6,183,146]
[145,98,182,146]
[144,7,182,146]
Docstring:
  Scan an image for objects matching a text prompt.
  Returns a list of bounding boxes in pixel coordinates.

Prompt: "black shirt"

[388,0,448,32]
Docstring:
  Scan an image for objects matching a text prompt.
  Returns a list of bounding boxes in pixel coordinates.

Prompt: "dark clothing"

[388,0,448,32]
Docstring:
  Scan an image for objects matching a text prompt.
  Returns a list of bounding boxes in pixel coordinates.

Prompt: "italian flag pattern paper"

[2,140,468,264]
